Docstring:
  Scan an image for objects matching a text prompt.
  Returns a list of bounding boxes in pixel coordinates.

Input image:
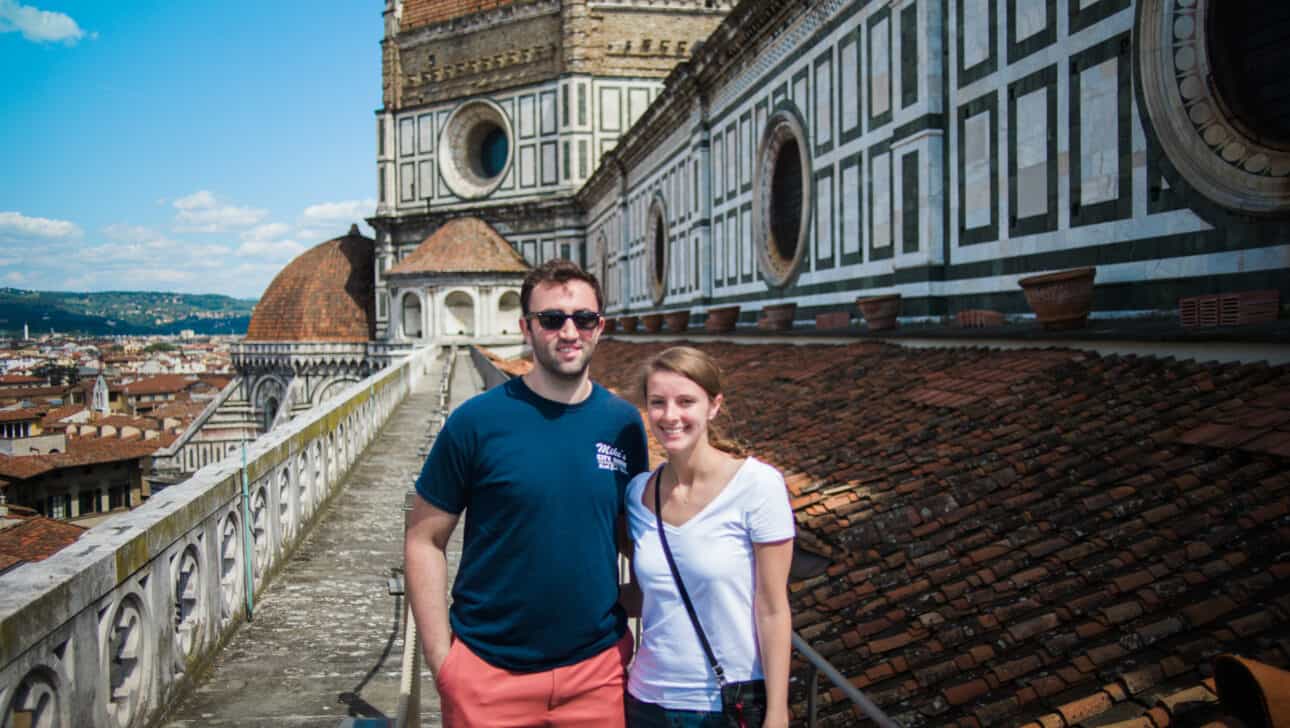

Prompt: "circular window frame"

[437,99,515,200]
[753,104,814,289]
[646,195,669,306]
[1135,0,1290,219]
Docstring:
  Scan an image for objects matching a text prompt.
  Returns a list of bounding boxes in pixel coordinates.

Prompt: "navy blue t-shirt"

[414,377,649,672]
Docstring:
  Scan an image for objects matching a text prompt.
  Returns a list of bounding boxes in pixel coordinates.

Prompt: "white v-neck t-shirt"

[626,456,796,711]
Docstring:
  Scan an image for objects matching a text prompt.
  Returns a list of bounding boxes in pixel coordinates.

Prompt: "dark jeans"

[626,693,727,728]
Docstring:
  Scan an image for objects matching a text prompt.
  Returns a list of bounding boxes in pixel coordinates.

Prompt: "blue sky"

[0,0,380,299]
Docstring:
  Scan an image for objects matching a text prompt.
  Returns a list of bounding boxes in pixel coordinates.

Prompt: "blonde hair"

[640,346,746,456]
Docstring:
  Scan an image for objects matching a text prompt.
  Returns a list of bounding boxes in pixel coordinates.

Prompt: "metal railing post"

[792,632,900,728]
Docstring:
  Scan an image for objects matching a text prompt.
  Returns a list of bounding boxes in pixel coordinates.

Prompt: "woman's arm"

[753,538,794,728]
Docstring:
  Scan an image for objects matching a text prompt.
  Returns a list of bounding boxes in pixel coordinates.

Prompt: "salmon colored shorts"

[435,631,633,728]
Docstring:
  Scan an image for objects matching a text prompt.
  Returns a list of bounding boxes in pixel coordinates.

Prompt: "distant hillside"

[0,288,256,337]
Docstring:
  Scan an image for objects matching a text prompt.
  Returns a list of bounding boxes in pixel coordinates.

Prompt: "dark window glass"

[480,127,509,179]
[770,139,803,262]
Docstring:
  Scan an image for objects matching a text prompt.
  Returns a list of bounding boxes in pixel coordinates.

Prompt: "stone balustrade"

[0,346,443,728]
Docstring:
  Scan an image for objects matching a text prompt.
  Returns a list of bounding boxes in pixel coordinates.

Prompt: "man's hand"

[427,639,452,677]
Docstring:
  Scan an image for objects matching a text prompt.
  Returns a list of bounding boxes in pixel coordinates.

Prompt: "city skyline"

[0,0,380,300]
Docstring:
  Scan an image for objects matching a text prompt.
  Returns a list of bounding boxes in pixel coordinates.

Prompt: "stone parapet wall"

[0,346,443,728]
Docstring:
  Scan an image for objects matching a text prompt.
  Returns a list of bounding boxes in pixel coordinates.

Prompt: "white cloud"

[301,199,376,223]
[241,222,290,243]
[0,211,82,240]
[237,239,305,260]
[0,0,87,44]
[128,268,194,284]
[102,223,176,250]
[4,271,25,283]
[171,191,266,232]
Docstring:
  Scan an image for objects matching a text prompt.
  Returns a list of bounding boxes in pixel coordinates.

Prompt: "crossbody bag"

[652,464,768,728]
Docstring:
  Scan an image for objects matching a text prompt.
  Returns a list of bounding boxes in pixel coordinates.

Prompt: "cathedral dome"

[387,217,529,275]
[245,226,375,342]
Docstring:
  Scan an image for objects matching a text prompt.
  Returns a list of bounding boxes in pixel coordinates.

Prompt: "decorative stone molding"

[754,105,813,289]
[1135,0,1290,218]
[438,99,515,200]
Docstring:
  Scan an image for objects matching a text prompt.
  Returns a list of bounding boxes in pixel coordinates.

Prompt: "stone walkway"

[162,350,483,728]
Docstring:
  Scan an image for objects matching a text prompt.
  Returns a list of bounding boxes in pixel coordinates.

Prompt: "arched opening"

[443,291,476,336]
[497,290,521,335]
[402,292,423,339]
[262,396,279,431]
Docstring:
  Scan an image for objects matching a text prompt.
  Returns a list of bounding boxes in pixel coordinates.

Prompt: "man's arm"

[404,496,460,676]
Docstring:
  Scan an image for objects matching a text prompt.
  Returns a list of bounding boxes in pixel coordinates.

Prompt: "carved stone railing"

[0,345,443,728]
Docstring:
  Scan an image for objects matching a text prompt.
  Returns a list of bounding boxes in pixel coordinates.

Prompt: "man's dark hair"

[520,259,604,314]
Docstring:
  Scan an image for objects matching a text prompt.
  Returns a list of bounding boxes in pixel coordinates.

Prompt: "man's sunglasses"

[526,309,603,331]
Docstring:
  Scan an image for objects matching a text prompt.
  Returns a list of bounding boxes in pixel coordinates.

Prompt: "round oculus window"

[753,107,812,288]
[646,196,669,306]
[1135,0,1290,217]
[438,100,515,200]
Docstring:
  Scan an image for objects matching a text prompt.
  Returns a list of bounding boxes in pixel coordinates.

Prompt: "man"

[405,259,648,727]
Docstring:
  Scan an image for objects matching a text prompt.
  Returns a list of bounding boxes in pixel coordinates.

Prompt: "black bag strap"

[652,463,727,688]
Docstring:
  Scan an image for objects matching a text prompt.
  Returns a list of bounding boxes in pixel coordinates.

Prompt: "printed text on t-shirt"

[595,442,628,474]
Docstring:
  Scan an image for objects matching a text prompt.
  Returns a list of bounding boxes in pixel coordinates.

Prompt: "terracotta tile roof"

[41,403,86,425]
[0,375,44,386]
[0,386,67,402]
[0,516,85,563]
[245,228,375,342]
[0,437,159,481]
[0,406,47,423]
[199,374,232,390]
[590,341,1290,728]
[151,401,208,420]
[387,217,529,276]
[122,374,201,396]
[479,348,533,378]
[94,415,159,430]
[0,552,21,573]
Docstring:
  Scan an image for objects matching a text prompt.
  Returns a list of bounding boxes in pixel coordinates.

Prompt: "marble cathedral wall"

[582,0,1290,321]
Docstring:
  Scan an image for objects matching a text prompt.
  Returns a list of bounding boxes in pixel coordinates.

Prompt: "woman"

[625,346,795,728]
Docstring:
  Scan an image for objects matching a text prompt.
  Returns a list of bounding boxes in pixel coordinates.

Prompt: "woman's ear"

[709,393,724,420]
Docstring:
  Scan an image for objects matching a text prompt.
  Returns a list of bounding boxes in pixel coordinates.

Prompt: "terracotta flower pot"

[602,317,618,333]
[642,313,664,333]
[619,315,639,333]
[1018,267,1096,330]
[704,305,741,333]
[757,302,797,331]
[663,310,691,333]
[856,293,901,331]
